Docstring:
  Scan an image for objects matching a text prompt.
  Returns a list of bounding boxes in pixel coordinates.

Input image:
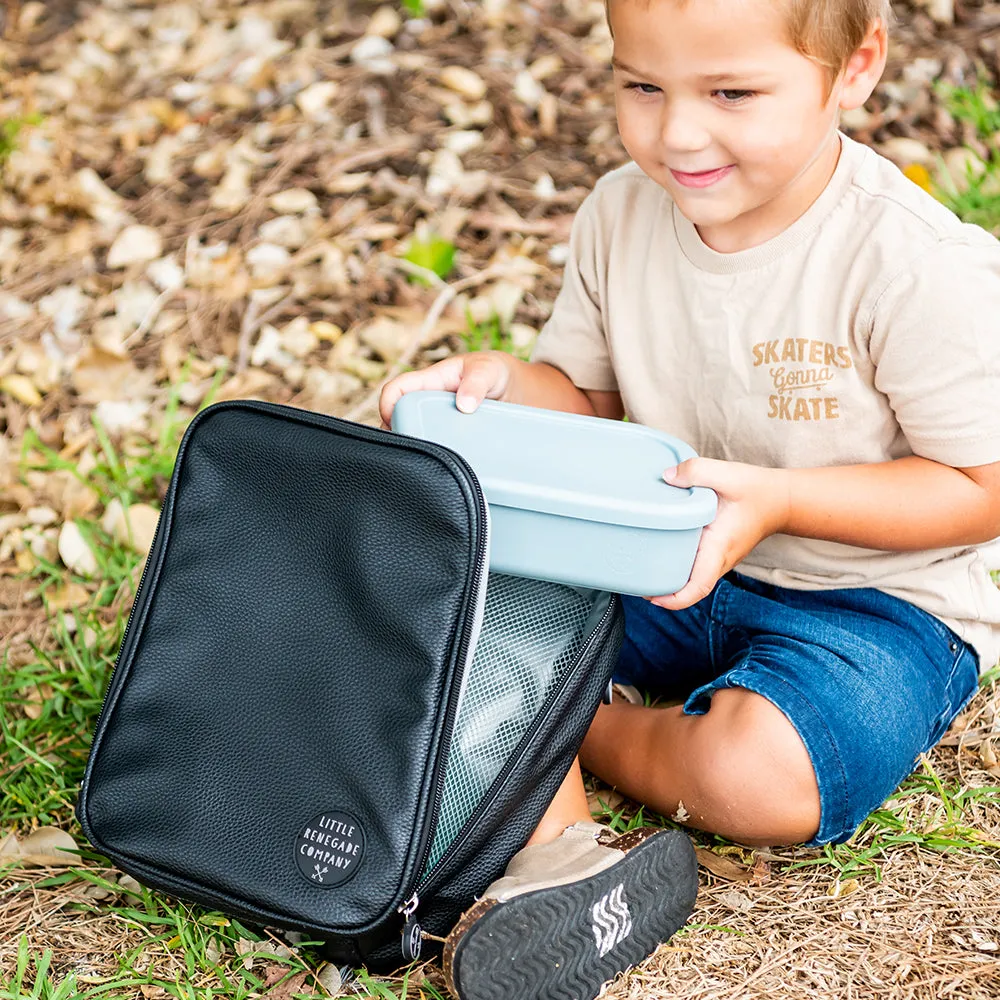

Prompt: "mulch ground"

[2,1,1000,997]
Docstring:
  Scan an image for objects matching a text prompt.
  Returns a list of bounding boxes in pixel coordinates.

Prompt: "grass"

[4,367,1000,997]
[460,309,532,361]
[933,82,1000,233]
[4,119,1000,1000]
[0,114,41,165]
[784,760,1000,882]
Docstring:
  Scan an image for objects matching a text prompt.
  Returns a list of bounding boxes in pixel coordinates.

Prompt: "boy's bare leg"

[524,758,592,845]
[529,688,821,847]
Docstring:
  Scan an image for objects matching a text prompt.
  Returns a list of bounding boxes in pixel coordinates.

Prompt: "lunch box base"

[487,505,703,597]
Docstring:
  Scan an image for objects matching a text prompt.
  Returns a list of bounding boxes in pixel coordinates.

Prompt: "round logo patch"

[294,810,365,888]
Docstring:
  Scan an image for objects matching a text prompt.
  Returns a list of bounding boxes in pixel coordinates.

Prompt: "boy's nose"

[658,100,711,153]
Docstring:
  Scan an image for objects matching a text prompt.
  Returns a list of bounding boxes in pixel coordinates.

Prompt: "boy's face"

[610,0,855,251]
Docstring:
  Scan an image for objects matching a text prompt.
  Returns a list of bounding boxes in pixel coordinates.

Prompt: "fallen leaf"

[316,963,344,996]
[268,188,319,214]
[0,374,43,406]
[440,66,487,100]
[693,847,753,883]
[279,317,320,358]
[717,888,754,912]
[262,969,309,998]
[117,874,142,894]
[93,399,151,435]
[296,81,339,120]
[107,225,163,268]
[366,6,401,38]
[61,480,101,521]
[212,162,254,213]
[263,964,292,988]
[359,316,415,364]
[586,788,624,815]
[71,348,152,404]
[828,878,861,899]
[350,34,395,74]
[878,137,933,168]
[309,321,343,343]
[0,831,21,860]
[19,827,79,866]
[750,854,771,885]
[102,500,160,555]
[21,683,53,721]
[246,243,292,284]
[26,506,58,526]
[58,522,98,577]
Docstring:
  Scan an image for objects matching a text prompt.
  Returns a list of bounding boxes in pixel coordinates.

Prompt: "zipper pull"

[398,893,422,961]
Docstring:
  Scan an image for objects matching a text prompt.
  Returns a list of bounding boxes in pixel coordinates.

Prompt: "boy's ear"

[838,18,888,110]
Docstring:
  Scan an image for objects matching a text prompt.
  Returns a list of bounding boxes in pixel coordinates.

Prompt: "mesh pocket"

[423,573,610,875]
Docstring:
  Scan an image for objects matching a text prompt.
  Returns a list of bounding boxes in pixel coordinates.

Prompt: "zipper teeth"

[413,591,619,898]
[404,472,490,901]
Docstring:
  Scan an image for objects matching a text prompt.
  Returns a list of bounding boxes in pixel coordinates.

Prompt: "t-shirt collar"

[673,133,868,274]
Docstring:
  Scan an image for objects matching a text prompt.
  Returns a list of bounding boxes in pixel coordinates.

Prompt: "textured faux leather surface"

[79,401,484,934]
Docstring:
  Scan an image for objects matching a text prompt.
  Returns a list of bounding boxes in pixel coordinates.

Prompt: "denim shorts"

[614,573,980,845]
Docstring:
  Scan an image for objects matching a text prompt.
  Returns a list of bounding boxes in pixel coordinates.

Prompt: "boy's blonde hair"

[607,0,892,82]
[782,0,892,79]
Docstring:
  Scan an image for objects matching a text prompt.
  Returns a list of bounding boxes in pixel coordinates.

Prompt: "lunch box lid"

[391,392,717,531]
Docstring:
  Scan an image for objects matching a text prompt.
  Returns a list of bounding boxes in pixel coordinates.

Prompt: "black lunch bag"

[77,399,624,971]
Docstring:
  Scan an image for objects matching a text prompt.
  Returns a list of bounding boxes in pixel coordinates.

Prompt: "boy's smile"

[670,164,735,189]
[609,0,882,253]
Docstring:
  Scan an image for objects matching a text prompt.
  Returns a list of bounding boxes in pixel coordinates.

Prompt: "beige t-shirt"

[532,134,1000,670]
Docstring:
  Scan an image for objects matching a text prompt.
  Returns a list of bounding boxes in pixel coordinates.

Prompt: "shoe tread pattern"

[451,829,698,1000]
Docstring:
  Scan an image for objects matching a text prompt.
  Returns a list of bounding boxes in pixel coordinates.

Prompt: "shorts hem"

[682,668,852,846]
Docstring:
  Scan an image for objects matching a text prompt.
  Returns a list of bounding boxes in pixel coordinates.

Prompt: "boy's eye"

[714,89,755,104]
[625,82,661,95]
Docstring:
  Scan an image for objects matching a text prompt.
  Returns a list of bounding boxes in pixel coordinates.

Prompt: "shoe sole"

[450,829,698,1000]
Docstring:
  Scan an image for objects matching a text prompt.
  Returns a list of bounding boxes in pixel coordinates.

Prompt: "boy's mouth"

[669,165,734,189]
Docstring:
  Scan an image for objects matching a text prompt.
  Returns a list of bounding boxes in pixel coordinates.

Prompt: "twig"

[937,727,999,747]
[235,291,296,373]
[342,261,515,423]
[237,142,314,245]
[122,287,183,349]
[466,210,575,238]
[320,136,420,185]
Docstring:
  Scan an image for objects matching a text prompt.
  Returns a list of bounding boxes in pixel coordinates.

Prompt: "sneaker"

[441,821,697,1000]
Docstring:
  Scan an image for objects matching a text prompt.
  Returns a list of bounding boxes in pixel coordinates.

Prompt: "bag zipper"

[396,591,618,958]
[396,478,490,961]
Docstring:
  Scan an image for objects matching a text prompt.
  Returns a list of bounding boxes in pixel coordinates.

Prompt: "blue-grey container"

[391,392,717,596]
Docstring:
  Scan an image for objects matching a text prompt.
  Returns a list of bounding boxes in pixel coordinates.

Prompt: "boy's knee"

[686,688,821,844]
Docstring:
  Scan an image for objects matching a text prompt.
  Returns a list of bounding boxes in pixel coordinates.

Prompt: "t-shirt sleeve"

[530,192,618,392]
[869,238,1000,468]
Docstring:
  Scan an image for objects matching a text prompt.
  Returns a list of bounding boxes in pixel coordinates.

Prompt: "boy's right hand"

[378,351,514,429]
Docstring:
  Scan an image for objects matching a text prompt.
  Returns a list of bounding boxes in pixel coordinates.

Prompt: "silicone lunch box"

[391,391,717,595]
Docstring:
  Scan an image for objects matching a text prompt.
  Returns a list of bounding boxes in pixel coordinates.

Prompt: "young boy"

[381,0,1000,996]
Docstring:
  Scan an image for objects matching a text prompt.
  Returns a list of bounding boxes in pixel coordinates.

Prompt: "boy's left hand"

[649,458,790,611]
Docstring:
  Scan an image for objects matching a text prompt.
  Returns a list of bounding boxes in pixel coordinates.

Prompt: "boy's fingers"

[378,358,465,426]
[455,362,506,413]
[648,536,726,610]
[663,457,726,490]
